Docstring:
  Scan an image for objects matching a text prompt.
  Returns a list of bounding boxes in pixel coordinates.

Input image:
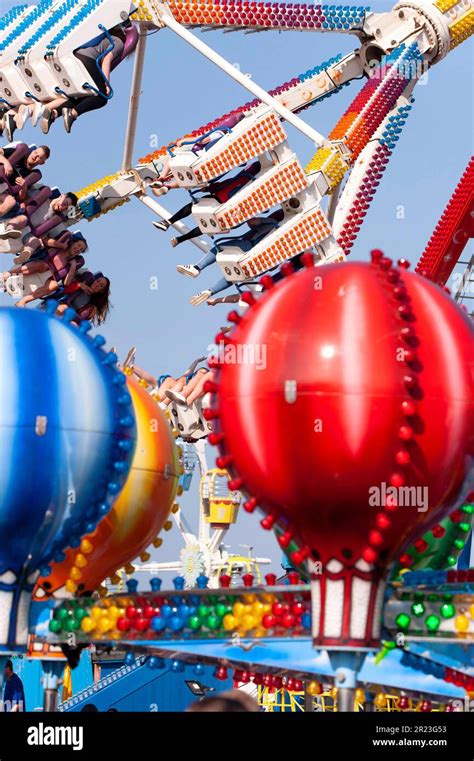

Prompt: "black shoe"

[152,220,170,232]
[4,113,16,142]
[63,108,76,134]
[40,107,54,135]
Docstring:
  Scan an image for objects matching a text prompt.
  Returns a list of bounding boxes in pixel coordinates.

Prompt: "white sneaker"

[31,102,44,128]
[15,104,31,129]
[151,185,169,197]
[0,225,22,240]
[165,389,187,405]
[152,220,170,232]
[177,264,200,278]
[190,289,212,306]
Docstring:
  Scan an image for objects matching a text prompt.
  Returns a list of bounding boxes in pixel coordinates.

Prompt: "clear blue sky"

[1,1,472,579]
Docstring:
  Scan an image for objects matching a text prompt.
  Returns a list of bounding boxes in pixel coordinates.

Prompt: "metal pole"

[42,662,63,712]
[208,527,227,555]
[137,193,211,253]
[326,180,342,225]
[337,687,356,712]
[43,688,58,713]
[161,13,328,148]
[194,439,210,545]
[122,27,148,169]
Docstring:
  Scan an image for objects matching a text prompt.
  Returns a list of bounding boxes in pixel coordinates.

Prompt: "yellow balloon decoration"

[374,692,387,709]
[34,377,180,597]
[307,681,322,696]
[355,688,366,704]
[454,614,470,633]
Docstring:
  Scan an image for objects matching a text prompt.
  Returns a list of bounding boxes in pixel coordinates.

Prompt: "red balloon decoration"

[214,665,229,681]
[209,259,474,647]
[397,696,410,710]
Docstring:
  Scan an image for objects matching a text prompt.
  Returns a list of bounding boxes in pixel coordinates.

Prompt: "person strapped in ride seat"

[0,143,50,240]
[149,112,246,197]
[151,159,262,247]
[40,22,138,134]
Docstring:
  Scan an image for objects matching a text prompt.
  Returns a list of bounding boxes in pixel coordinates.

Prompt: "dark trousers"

[169,200,210,245]
[59,53,108,117]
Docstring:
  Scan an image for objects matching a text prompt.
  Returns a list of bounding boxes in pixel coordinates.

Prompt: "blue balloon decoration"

[169,615,185,632]
[151,616,166,633]
[0,307,136,651]
[173,576,185,590]
[147,656,165,670]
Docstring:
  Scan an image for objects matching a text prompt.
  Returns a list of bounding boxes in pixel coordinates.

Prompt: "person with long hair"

[54,271,111,325]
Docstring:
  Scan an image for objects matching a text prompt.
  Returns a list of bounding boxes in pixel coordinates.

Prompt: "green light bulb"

[440,603,455,619]
[188,615,201,631]
[425,615,440,632]
[64,617,79,632]
[396,613,410,630]
[206,614,220,630]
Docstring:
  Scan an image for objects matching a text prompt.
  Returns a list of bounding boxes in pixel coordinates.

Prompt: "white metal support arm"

[161,11,329,148]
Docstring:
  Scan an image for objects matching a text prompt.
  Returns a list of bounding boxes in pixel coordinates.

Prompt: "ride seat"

[3,269,51,298]
[168,394,213,442]
[110,24,138,71]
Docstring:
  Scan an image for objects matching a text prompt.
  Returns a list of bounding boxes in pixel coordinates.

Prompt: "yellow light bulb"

[81,616,95,633]
[223,614,238,631]
[455,614,469,632]
[75,553,88,568]
[98,617,112,633]
[233,601,245,618]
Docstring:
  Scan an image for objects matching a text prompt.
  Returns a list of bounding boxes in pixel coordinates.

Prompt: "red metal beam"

[416,157,474,285]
